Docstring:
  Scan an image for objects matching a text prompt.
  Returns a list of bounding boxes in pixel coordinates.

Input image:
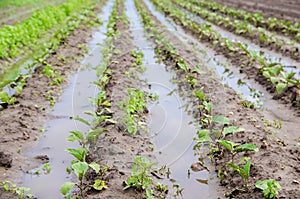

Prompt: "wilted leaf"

[93,180,108,191]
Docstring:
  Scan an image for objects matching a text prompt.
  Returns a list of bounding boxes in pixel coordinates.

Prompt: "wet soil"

[150,0,300,116]
[0,3,103,199]
[83,2,167,198]
[139,0,300,198]
[211,0,300,24]
[0,0,299,198]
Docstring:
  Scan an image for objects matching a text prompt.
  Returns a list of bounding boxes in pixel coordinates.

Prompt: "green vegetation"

[0,181,33,199]
[188,0,300,42]
[120,89,147,135]
[255,179,282,198]
[0,0,45,7]
[149,0,300,97]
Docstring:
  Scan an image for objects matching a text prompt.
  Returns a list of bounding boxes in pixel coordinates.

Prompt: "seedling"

[124,156,156,198]
[255,179,281,198]
[0,181,33,199]
[217,140,259,163]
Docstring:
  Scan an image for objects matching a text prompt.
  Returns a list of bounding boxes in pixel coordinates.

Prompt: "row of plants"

[172,0,300,62]
[0,0,46,7]
[135,0,282,198]
[0,0,102,108]
[60,0,120,198]
[149,0,300,104]
[0,0,98,59]
[188,0,300,42]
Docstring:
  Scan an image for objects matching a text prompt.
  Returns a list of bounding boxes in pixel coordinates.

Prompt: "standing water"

[125,0,221,198]
[21,1,114,198]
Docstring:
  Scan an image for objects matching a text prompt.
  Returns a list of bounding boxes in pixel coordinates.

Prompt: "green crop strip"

[148,0,300,99]
[0,0,97,59]
[0,0,47,7]
[189,0,300,42]
[172,0,300,62]
[0,0,102,108]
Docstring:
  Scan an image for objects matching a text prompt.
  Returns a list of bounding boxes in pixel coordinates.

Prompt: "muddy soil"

[83,2,168,198]
[0,4,102,199]
[139,0,300,198]
[211,0,300,23]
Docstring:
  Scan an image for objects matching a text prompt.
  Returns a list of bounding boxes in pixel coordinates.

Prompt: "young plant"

[61,119,107,198]
[0,181,33,199]
[227,160,251,188]
[216,140,259,163]
[255,179,281,199]
[124,156,156,198]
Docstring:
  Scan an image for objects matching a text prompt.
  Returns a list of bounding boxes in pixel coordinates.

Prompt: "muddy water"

[183,8,300,79]
[21,1,114,198]
[125,0,222,198]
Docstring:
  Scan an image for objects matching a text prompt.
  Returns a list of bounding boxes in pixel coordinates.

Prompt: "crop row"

[172,0,300,62]
[188,0,300,42]
[61,1,119,197]
[135,1,283,198]
[149,0,300,105]
[0,0,102,108]
[0,0,98,59]
[0,0,46,8]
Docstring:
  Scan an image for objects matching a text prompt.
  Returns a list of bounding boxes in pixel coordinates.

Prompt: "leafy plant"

[0,181,33,199]
[227,161,251,188]
[255,179,282,198]
[124,156,156,198]
[217,140,259,162]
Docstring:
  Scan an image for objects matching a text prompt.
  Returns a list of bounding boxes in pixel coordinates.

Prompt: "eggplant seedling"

[255,179,281,199]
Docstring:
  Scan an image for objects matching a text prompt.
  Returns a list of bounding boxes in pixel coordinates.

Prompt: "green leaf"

[176,59,188,72]
[194,87,205,101]
[74,117,90,126]
[93,115,111,126]
[84,110,97,117]
[222,126,245,137]
[212,115,230,125]
[65,148,86,161]
[72,162,89,181]
[93,180,108,191]
[197,129,212,143]
[60,182,75,195]
[276,82,286,94]
[89,162,100,174]
[270,77,280,84]
[234,143,259,153]
[243,161,251,178]
[67,130,84,142]
[217,140,236,152]
[86,128,106,142]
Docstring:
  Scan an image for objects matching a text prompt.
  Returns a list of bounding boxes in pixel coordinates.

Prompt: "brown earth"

[0,0,299,198]
[84,2,168,198]
[0,3,103,198]
[210,0,300,24]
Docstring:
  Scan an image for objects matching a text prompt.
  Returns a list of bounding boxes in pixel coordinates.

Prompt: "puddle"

[125,0,221,198]
[183,8,300,79]
[21,1,114,198]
